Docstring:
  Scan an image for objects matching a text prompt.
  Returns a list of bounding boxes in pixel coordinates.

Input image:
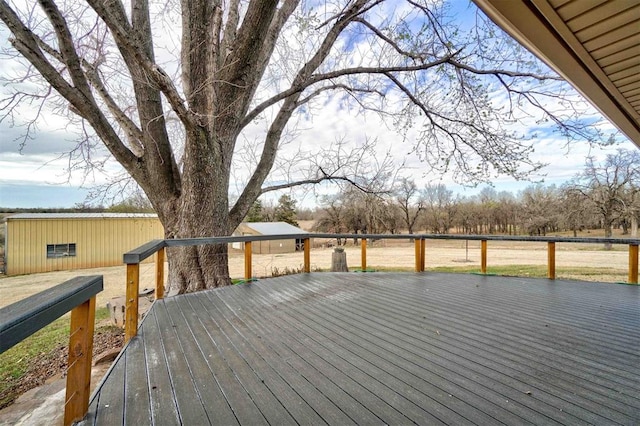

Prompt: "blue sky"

[0,183,91,208]
[0,0,637,209]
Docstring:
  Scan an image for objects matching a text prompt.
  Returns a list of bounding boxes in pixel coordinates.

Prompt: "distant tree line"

[312,149,640,245]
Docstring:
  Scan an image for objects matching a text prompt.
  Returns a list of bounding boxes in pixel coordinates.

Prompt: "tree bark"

[168,244,230,295]
[603,216,613,250]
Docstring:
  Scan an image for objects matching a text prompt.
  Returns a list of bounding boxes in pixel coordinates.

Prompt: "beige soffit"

[472,0,640,147]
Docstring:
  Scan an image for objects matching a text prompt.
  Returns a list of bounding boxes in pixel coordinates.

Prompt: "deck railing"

[122,233,639,342]
[0,276,103,426]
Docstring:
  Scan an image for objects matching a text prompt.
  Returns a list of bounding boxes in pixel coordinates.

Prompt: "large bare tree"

[0,0,605,292]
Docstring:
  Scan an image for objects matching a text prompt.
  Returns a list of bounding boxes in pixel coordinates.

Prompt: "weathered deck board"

[140,306,180,424]
[81,273,640,425]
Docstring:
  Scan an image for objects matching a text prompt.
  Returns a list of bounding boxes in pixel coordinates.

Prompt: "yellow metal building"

[4,213,164,275]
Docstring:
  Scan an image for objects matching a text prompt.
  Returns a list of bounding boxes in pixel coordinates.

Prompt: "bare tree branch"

[86,0,194,128]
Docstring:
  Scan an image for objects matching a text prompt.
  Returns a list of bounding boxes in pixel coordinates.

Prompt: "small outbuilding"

[233,222,309,254]
[4,213,164,275]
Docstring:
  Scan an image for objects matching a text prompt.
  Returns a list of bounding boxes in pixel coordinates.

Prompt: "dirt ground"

[0,239,631,309]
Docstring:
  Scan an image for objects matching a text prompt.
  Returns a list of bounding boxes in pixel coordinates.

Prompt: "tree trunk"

[160,202,234,294]
[154,128,235,295]
[167,244,230,295]
[603,217,613,250]
[156,195,233,295]
[331,249,348,272]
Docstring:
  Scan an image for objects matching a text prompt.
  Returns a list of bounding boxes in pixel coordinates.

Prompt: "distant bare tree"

[494,191,518,235]
[394,178,424,234]
[519,184,560,236]
[422,183,454,233]
[314,195,347,244]
[452,197,480,234]
[559,184,596,237]
[569,149,640,248]
[379,201,404,235]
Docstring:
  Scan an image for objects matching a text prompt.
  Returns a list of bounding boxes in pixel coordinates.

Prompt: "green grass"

[429,264,627,280]
[431,264,547,277]
[351,264,628,282]
[0,307,111,408]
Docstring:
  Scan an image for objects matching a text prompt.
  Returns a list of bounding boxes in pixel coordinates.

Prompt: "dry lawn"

[0,239,631,310]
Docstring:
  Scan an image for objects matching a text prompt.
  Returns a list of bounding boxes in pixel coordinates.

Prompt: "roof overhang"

[472,0,640,147]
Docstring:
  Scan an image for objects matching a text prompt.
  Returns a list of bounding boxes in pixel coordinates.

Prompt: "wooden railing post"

[361,238,367,271]
[125,263,140,343]
[414,238,425,272]
[629,243,639,284]
[547,242,556,280]
[304,238,311,273]
[481,240,487,274]
[244,241,252,280]
[64,296,96,426]
[155,247,165,300]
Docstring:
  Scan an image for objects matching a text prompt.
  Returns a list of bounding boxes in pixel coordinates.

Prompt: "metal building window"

[46,243,77,258]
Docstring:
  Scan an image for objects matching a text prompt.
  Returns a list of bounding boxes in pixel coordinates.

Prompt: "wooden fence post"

[125,263,140,343]
[420,238,426,272]
[481,240,487,274]
[156,247,165,300]
[304,238,311,273]
[244,241,252,280]
[547,242,556,280]
[361,239,367,271]
[64,296,96,426]
[630,243,639,284]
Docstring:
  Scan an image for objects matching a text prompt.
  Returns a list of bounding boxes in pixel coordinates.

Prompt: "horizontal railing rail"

[122,233,639,342]
[0,275,103,426]
[122,233,640,263]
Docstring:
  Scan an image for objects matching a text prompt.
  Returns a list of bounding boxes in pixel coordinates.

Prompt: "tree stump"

[331,248,348,272]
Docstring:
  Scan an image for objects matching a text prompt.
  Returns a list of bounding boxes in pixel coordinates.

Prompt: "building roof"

[473,0,640,146]
[241,221,308,235]
[6,213,158,220]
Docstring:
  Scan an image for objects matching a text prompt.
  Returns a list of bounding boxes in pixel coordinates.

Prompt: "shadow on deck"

[80,272,639,425]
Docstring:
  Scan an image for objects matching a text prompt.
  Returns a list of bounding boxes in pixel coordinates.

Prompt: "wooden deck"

[80,273,640,425]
